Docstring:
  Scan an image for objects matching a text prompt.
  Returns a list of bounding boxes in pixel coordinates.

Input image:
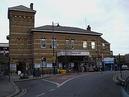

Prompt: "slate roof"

[100,37,110,44]
[8,5,36,13]
[32,25,102,36]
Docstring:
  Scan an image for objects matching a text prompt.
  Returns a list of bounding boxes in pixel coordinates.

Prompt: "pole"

[42,60,43,77]
[119,53,122,78]
[97,36,99,70]
[41,57,44,77]
[9,58,10,82]
[52,22,55,74]
[8,54,10,82]
[52,22,54,57]
[4,49,10,82]
[52,22,59,74]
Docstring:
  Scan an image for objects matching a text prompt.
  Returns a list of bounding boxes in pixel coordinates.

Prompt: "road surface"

[16,71,123,97]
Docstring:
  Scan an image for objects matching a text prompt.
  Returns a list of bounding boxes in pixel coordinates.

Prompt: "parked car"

[122,65,129,70]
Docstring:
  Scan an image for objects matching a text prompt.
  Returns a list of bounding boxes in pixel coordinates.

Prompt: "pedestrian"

[18,70,21,76]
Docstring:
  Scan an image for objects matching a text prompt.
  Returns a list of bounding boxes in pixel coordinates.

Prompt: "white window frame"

[71,39,74,49]
[83,41,87,48]
[65,39,70,48]
[91,41,95,49]
[41,38,46,48]
[51,38,57,48]
[102,43,105,49]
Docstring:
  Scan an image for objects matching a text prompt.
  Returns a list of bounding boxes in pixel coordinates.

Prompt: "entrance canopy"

[57,50,90,56]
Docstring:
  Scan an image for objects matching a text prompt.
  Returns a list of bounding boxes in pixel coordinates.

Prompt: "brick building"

[8,4,112,72]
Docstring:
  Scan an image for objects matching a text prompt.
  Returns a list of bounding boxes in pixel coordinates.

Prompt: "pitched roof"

[8,5,36,13]
[100,37,110,44]
[32,25,102,36]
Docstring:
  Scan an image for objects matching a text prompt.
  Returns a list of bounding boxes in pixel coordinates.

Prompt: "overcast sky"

[1,0,129,55]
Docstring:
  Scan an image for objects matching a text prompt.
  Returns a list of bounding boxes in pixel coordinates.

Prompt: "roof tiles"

[8,5,36,13]
[32,25,102,36]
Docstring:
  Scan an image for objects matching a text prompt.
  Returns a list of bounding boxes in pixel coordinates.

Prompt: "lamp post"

[96,36,99,70]
[52,22,55,74]
[3,48,10,82]
[41,57,44,77]
[52,22,55,57]
[52,22,59,74]
[8,57,10,82]
[6,35,10,82]
[118,53,122,78]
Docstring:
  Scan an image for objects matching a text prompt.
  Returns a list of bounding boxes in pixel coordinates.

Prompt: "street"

[16,71,123,97]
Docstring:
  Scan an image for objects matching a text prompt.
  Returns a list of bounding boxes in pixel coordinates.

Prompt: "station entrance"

[57,50,90,72]
[58,56,89,71]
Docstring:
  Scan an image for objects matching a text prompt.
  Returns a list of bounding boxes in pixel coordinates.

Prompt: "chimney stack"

[30,3,33,10]
[87,25,91,31]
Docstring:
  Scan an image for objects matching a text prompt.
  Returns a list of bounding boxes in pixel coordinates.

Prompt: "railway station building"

[8,3,112,73]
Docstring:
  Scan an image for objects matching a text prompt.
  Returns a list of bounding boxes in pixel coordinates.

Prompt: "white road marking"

[49,88,56,92]
[36,92,45,97]
[36,73,90,97]
[42,73,88,88]
[14,89,27,97]
[57,74,86,87]
[42,79,60,86]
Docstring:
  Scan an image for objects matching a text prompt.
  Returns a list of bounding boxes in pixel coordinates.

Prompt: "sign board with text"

[57,50,89,56]
[103,57,114,64]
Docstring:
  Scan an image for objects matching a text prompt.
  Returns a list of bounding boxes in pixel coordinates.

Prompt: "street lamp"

[8,57,10,82]
[52,22,59,74]
[118,53,122,78]
[3,47,10,82]
[41,57,44,77]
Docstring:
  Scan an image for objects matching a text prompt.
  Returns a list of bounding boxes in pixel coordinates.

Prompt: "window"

[102,43,105,49]
[65,39,70,48]
[66,40,69,45]
[41,38,46,48]
[91,41,95,49]
[51,38,57,48]
[65,39,74,49]
[83,41,87,48]
[102,43,105,47]
[71,39,74,49]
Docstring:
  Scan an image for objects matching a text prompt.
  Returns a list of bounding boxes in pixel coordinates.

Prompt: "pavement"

[113,70,129,85]
[113,70,129,97]
[0,76,18,97]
